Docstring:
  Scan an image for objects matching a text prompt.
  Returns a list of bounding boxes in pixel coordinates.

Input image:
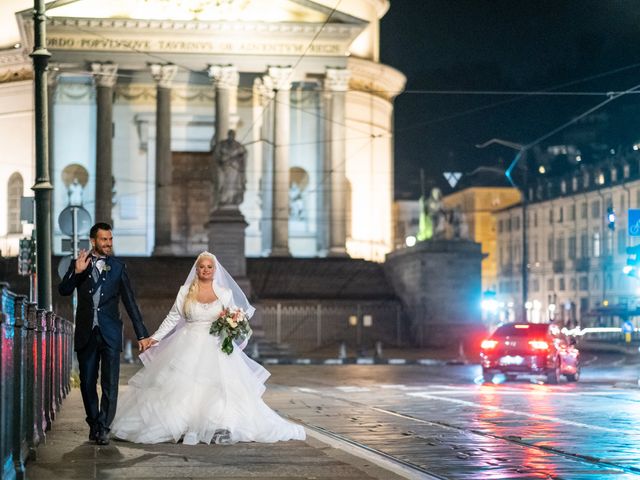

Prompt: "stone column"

[150,63,178,255]
[91,62,118,225]
[208,65,239,216]
[325,67,351,257]
[263,66,292,257]
[207,65,239,147]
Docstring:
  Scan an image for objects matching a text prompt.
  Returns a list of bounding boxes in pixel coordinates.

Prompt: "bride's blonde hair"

[184,252,216,317]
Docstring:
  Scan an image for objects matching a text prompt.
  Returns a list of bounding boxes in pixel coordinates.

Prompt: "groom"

[59,222,150,445]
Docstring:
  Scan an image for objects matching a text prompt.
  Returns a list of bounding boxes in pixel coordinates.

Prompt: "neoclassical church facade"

[0,0,405,261]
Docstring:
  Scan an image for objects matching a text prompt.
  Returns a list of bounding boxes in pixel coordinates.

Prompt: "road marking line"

[337,386,371,392]
[297,387,320,393]
[406,392,620,433]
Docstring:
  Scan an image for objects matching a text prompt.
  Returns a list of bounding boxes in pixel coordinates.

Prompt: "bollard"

[44,311,55,429]
[34,309,46,444]
[1,284,16,480]
[458,340,468,364]
[12,295,28,478]
[339,341,347,359]
[24,303,38,458]
[123,339,133,364]
[375,340,383,359]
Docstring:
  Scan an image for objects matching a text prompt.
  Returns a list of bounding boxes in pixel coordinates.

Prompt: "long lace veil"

[139,252,254,363]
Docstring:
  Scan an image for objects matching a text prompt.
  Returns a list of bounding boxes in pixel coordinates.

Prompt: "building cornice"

[346,57,405,101]
[17,15,366,59]
[0,48,32,84]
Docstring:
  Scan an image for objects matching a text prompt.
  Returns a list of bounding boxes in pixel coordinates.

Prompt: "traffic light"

[624,244,640,277]
[607,206,616,231]
[18,236,35,276]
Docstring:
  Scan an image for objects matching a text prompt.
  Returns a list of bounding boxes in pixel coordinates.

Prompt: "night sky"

[380,0,640,199]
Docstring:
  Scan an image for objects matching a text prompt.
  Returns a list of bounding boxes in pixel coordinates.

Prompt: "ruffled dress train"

[110,300,306,445]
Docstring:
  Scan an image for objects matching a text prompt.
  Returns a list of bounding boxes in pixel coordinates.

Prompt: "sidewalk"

[24,365,417,480]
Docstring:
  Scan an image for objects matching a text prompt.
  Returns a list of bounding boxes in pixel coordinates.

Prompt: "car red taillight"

[481,339,498,350]
[528,340,549,350]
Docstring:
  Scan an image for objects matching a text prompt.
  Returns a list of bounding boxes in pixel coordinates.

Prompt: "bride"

[110,251,306,445]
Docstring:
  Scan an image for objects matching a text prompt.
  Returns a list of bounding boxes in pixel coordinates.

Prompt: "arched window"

[7,172,23,234]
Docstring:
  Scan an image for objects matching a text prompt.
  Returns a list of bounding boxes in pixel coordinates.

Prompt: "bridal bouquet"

[209,306,252,355]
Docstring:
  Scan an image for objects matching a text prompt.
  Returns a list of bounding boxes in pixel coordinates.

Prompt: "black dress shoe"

[96,428,110,445]
[89,425,99,441]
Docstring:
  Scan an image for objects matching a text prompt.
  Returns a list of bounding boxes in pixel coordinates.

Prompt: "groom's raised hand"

[74,249,92,274]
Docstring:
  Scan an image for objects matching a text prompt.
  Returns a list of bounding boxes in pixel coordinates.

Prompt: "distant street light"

[476,138,529,322]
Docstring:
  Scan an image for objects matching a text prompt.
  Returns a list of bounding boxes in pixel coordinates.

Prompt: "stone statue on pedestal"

[212,129,247,208]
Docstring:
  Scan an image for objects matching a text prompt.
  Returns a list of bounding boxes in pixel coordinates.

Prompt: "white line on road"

[336,386,372,392]
[406,391,621,433]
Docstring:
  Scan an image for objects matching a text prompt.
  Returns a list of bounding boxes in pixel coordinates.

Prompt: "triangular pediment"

[43,0,365,24]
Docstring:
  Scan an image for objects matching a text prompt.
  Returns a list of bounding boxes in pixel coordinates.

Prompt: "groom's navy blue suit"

[59,255,148,433]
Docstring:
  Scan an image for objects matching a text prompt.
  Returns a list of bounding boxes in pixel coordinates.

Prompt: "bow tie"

[91,255,106,261]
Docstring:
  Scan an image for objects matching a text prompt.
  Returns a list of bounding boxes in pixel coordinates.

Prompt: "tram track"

[292,387,640,479]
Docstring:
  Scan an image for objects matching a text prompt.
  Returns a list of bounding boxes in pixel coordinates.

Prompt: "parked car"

[480,322,580,384]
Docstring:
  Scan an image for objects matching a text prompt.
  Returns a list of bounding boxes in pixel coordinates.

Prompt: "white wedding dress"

[111,291,306,445]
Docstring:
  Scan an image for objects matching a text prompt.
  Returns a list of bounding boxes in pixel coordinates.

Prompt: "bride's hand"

[138,337,158,352]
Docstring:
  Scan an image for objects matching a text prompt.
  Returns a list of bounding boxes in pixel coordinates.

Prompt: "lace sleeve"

[151,287,186,341]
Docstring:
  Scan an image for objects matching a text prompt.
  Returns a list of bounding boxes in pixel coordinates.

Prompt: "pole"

[31,0,53,310]
[521,152,528,322]
[72,207,78,324]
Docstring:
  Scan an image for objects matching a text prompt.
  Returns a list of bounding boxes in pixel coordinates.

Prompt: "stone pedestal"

[206,206,251,296]
[384,239,486,349]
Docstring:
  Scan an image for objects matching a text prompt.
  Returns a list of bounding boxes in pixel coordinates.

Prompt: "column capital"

[91,62,118,88]
[150,63,178,89]
[207,64,239,89]
[324,67,350,92]
[263,65,293,92]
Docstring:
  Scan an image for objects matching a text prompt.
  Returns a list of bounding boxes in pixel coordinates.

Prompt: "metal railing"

[259,301,406,352]
[0,283,73,480]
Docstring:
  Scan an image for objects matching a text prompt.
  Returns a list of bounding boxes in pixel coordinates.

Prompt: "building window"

[514,216,520,231]
[583,172,590,188]
[593,231,601,257]
[558,277,565,291]
[597,172,605,185]
[624,164,630,178]
[556,237,565,260]
[7,172,23,234]
[549,208,554,224]
[570,278,577,290]
[605,230,613,256]
[547,278,555,291]
[611,168,617,182]
[606,274,613,290]
[498,220,503,233]
[568,236,577,259]
[593,275,600,289]
[572,176,578,191]
[547,237,554,261]
[569,204,576,221]
[581,202,587,219]
[580,231,588,258]
[579,276,588,291]
[558,207,563,223]
[533,241,539,262]
[618,229,627,254]
[531,278,539,292]
[534,211,538,227]
[561,180,566,194]
[591,200,600,219]
[620,193,625,212]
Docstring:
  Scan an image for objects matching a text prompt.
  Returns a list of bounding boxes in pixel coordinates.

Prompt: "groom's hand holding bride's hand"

[138,337,158,352]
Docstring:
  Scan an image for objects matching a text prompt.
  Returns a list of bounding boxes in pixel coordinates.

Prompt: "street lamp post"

[31,0,53,310]
[476,139,529,322]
